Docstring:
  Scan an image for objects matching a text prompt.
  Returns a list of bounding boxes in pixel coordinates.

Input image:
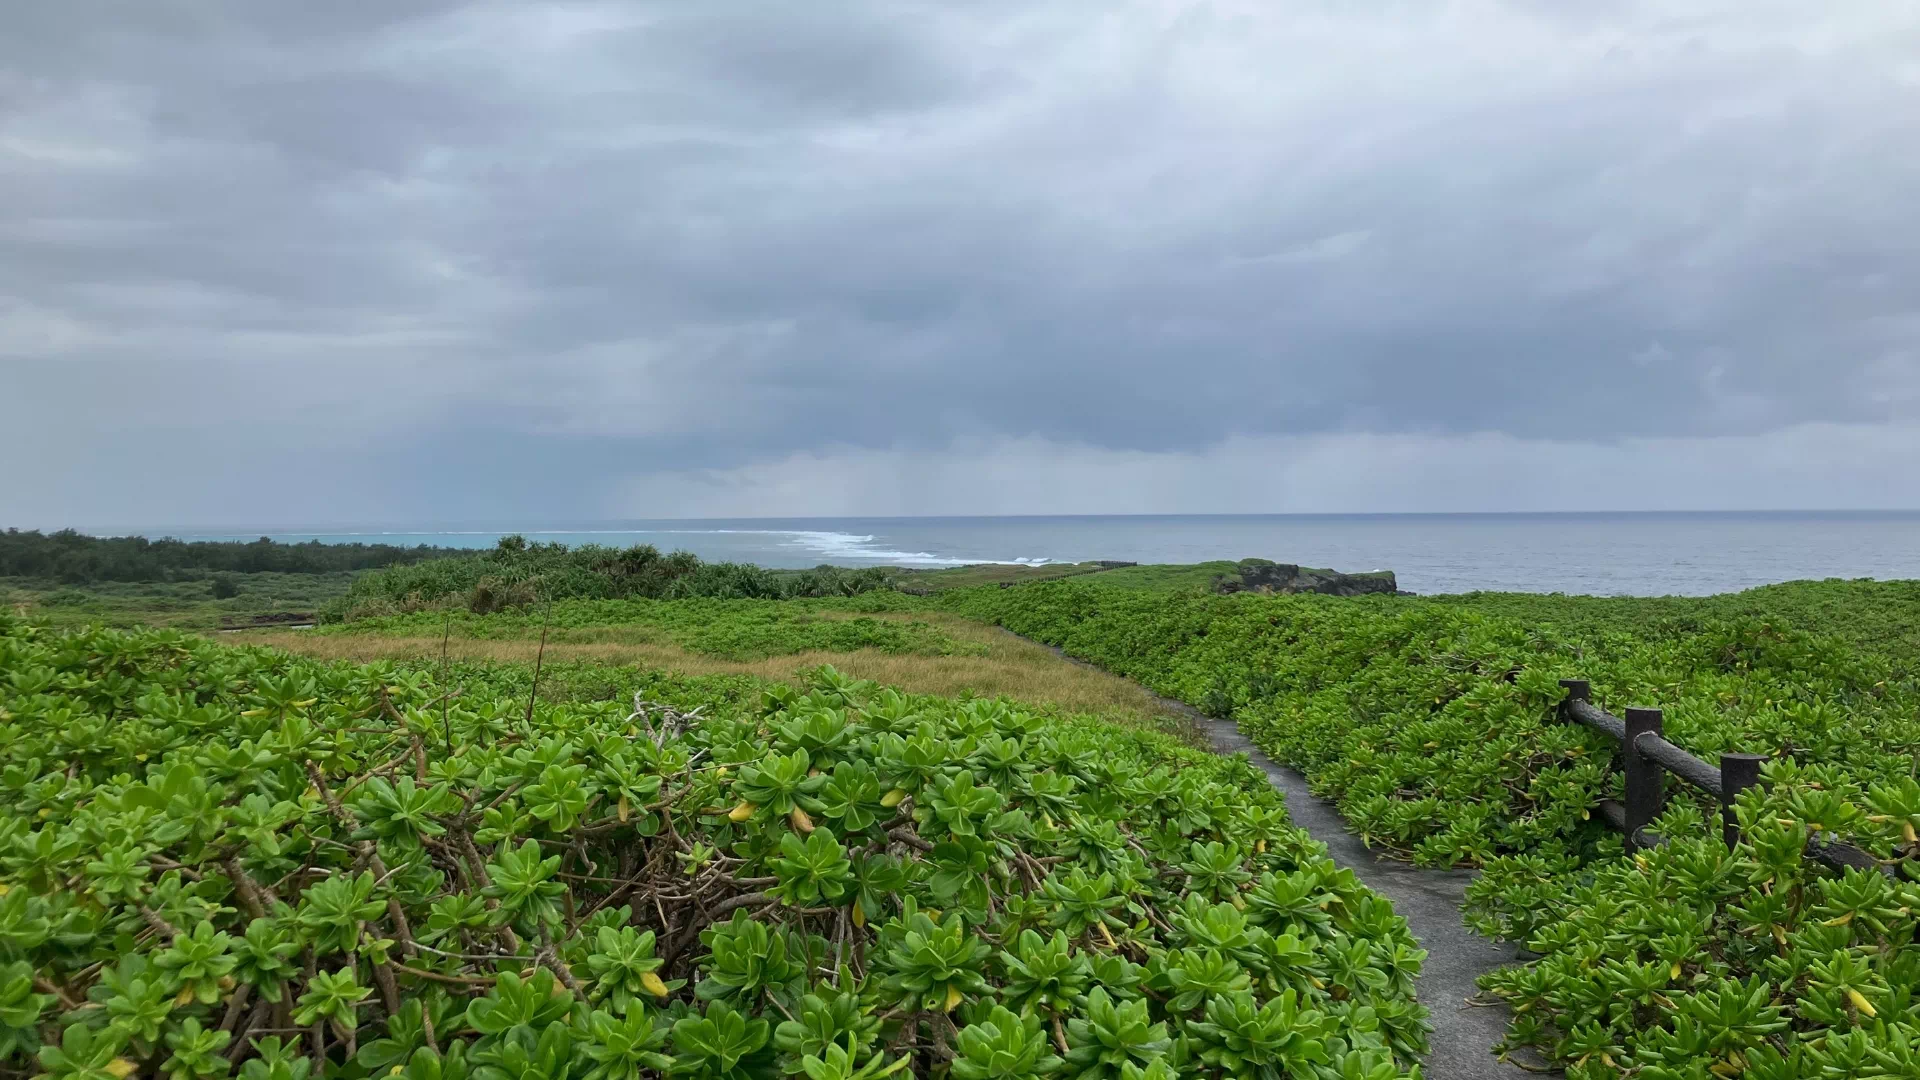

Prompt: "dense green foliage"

[331,538,900,621]
[320,598,975,662]
[942,582,1920,863]
[0,614,1429,1079]
[0,530,464,585]
[1418,578,1920,667]
[4,573,358,632]
[944,579,1920,1077]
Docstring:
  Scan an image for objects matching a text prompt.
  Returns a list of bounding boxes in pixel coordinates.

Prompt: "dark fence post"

[1623,707,1665,852]
[1720,752,1765,850]
[1559,679,1590,717]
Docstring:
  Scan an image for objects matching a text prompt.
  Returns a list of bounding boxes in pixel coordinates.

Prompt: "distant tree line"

[0,528,472,584]
[329,534,901,620]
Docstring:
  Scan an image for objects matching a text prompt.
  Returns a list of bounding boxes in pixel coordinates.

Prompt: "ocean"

[162,511,1920,597]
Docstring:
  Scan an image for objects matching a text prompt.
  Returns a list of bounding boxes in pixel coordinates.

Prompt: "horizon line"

[26,507,1920,537]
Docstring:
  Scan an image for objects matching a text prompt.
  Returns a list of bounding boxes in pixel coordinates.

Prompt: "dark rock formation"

[1211,558,1397,597]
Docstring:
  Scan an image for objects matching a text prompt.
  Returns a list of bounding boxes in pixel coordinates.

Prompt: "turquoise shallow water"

[155,511,1920,597]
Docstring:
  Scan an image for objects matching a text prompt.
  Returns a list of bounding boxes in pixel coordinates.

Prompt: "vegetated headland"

[7,528,1920,1078]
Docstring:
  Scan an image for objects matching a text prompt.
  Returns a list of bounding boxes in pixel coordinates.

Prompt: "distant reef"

[1209,558,1397,597]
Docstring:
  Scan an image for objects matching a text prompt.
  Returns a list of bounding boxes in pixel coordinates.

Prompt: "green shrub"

[325,537,903,622]
[0,614,1427,1078]
[941,579,1920,1075]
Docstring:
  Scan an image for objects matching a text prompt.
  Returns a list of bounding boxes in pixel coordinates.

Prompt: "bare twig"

[420,996,440,1054]
[411,942,512,963]
[226,998,271,1064]
[440,614,455,755]
[396,964,501,987]
[138,905,179,941]
[33,976,81,1012]
[217,983,255,1034]
[305,950,324,1072]
[523,599,552,728]
[224,855,275,919]
[888,828,934,853]
[537,926,583,992]
[705,892,777,920]
[148,855,205,882]
[364,934,403,1014]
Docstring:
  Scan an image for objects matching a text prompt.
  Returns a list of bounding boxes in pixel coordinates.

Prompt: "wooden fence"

[1556,679,1883,876]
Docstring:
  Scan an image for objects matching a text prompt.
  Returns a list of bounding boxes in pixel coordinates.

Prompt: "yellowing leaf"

[640,971,670,998]
[728,801,755,823]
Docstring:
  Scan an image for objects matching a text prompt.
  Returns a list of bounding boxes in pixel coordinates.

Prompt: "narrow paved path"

[1193,712,1533,1079]
[1017,635,1536,1079]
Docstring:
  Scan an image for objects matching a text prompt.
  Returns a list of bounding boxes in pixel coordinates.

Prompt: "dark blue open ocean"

[160,512,1920,597]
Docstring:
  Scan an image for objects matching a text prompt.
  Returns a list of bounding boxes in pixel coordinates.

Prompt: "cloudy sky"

[4,1,1918,527]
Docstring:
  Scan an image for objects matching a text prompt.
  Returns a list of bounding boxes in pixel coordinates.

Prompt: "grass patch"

[253,609,1207,745]
[890,561,1127,590]
[313,596,974,661]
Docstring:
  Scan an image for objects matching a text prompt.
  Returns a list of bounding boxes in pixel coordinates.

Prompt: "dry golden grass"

[243,611,1203,740]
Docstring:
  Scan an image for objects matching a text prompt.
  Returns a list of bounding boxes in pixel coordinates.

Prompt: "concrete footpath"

[1021,634,1536,1079]
[1192,711,1534,1080]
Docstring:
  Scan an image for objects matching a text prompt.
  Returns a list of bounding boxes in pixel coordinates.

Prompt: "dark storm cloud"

[3,1,1919,523]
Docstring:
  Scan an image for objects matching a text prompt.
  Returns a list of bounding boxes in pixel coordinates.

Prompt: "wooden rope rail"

[1555,678,1886,876]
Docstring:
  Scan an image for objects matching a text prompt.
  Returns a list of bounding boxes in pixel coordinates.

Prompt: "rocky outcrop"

[1211,558,1397,597]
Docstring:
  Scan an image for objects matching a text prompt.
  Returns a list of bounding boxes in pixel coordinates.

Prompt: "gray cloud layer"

[4,1,1919,524]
